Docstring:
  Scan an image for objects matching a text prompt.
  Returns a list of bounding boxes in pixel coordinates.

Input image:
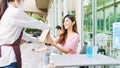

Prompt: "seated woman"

[33,14,80,68]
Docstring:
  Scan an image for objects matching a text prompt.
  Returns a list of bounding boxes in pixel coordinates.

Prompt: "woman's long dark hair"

[0,0,8,19]
[57,14,78,46]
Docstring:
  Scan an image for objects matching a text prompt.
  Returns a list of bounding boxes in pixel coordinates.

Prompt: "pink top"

[56,33,80,55]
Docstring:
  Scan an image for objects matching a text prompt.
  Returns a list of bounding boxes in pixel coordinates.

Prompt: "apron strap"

[0,30,23,68]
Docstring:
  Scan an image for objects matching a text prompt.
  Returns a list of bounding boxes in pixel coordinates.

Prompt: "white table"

[51,54,120,68]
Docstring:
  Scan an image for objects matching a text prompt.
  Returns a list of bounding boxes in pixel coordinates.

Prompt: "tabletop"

[51,54,120,67]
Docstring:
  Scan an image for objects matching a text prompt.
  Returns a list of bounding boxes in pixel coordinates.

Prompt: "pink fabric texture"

[56,33,80,54]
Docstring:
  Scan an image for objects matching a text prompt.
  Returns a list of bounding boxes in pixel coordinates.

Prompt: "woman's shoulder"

[69,32,80,40]
[69,33,80,42]
[72,32,79,38]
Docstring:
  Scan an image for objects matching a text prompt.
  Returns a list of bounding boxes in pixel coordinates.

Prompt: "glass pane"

[97,11,103,33]
[116,4,120,22]
[105,7,114,31]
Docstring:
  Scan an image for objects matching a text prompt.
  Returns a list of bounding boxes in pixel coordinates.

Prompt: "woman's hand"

[46,31,56,45]
[46,63,56,68]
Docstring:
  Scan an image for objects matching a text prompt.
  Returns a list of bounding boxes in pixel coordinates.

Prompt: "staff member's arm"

[9,9,51,30]
[21,31,38,43]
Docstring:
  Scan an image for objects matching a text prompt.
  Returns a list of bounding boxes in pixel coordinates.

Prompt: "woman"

[50,14,79,54]
[41,14,80,68]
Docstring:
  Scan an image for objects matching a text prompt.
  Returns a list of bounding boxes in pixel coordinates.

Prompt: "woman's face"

[64,17,73,30]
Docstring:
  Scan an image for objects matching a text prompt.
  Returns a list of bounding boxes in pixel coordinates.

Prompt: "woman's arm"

[48,35,72,54]
[52,43,72,54]
[49,34,80,54]
[32,46,50,52]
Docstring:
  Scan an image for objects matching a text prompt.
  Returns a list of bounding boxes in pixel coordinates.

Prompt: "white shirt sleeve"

[10,9,51,31]
[22,31,38,43]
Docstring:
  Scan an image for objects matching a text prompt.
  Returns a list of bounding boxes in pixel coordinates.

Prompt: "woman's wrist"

[53,42,57,47]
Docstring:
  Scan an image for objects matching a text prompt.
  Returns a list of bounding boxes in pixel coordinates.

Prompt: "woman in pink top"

[32,14,79,68]
[46,14,80,68]
[33,14,79,54]
[49,14,80,55]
